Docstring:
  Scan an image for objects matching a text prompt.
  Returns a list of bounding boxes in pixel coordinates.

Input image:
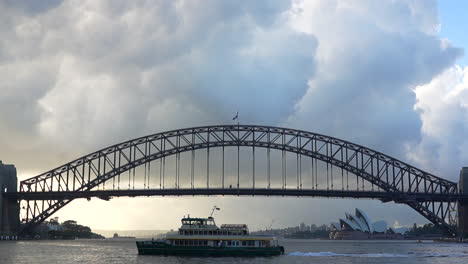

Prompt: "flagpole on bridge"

[233,112,239,189]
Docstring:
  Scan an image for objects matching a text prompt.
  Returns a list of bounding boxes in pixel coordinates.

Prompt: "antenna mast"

[210,206,220,217]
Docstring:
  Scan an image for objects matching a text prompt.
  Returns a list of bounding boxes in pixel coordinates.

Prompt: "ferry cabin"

[164,216,278,248]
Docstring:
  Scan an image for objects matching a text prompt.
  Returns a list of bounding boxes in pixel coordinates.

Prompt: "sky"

[1,0,468,231]
[439,0,468,66]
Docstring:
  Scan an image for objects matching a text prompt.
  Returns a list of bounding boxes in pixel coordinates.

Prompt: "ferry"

[136,208,284,257]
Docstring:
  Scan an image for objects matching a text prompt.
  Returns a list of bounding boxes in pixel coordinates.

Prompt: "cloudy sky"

[1,0,468,231]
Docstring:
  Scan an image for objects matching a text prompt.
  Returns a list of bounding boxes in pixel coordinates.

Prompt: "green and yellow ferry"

[136,213,284,257]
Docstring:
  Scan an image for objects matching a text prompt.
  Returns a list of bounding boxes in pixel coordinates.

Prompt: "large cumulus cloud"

[406,65,468,179]
[0,0,315,173]
[285,0,461,158]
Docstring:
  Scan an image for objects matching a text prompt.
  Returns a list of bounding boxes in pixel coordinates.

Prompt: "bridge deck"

[5,188,468,202]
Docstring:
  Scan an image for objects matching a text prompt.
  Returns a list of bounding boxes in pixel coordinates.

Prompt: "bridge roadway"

[5,188,468,203]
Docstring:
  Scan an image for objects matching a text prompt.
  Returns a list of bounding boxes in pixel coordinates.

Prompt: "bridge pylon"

[458,167,468,237]
[0,161,19,238]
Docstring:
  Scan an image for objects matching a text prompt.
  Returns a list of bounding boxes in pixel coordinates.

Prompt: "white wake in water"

[288,252,468,258]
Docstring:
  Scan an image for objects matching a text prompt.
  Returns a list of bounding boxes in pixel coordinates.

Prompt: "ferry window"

[189,231,193,235]
[227,241,231,246]
[248,240,255,246]
[204,241,208,245]
[209,231,212,235]
[242,241,246,246]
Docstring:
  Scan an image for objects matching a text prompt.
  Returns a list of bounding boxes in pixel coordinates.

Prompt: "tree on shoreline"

[48,220,104,239]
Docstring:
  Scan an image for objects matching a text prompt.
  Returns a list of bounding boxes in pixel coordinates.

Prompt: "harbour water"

[1,239,467,264]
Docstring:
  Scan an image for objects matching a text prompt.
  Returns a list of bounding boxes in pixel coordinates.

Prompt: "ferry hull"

[136,242,284,257]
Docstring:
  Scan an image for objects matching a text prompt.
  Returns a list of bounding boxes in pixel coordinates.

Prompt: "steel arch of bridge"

[17,125,461,235]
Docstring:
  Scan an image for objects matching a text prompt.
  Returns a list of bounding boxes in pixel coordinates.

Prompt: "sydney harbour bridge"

[1,125,468,237]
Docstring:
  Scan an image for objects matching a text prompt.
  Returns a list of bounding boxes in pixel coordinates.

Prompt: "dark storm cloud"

[0,0,315,172]
[3,0,63,14]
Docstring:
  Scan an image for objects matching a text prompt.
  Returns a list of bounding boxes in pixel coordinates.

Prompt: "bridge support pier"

[458,167,468,237]
[0,161,19,238]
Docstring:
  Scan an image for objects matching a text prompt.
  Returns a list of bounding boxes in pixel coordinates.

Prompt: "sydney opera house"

[329,208,402,240]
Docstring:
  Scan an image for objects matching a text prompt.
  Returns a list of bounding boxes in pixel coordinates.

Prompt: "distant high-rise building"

[300,222,306,231]
[310,224,317,231]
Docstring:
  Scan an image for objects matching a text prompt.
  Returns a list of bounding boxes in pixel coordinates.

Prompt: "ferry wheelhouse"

[136,215,284,256]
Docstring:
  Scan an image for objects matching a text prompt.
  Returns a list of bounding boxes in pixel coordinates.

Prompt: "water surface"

[1,239,467,264]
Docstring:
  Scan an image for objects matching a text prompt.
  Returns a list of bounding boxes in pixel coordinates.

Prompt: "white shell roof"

[337,209,375,232]
[339,218,361,231]
[355,208,373,233]
[346,213,366,232]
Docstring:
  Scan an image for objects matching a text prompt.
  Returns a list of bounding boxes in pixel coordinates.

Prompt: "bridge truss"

[13,125,463,235]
